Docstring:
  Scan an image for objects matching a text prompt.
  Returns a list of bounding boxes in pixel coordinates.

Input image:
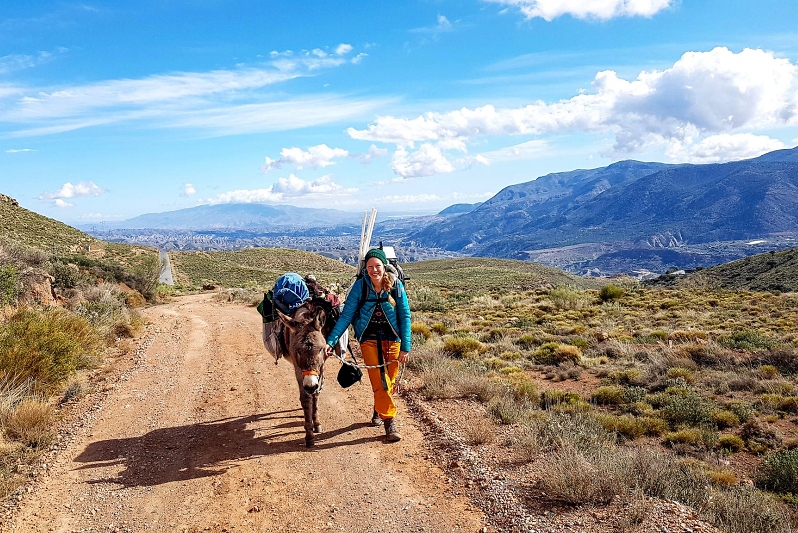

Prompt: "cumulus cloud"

[203,175,355,205]
[354,144,389,164]
[349,47,798,172]
[665,133,786,163]
[182,183,197,196]
[478,140,549,163]
[40,180,105,201]
[487,0,674,21]
[54,199,73,208]
[391,144,455,178]
[261,144,350,172]
[335,43,353,56]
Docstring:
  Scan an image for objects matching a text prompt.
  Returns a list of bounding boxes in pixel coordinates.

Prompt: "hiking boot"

[384,418,401,442]
[370,410,383,427]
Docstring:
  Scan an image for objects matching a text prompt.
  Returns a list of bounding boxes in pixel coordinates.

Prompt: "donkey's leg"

[312,393,322,434]
[299,390,315,447]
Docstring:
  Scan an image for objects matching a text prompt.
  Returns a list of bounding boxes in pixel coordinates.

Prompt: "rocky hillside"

[647,247,798,292]
[411,147,798,274]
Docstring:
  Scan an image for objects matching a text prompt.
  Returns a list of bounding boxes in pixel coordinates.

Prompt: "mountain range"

[409,147,798,274]
[79,146,798,275]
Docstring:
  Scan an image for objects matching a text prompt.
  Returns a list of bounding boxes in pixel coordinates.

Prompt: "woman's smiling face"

[366,257,384,286]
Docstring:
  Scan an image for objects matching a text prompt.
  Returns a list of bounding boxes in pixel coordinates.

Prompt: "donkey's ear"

[312,310,325,331]
[276,309,298,331]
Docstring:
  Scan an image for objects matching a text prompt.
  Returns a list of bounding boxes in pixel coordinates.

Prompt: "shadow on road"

[73,409,380,488]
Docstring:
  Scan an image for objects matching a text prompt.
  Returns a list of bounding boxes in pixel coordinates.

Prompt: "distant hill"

[646,247,798,292]
[437,203,482,216]
[85,203,364,231]
[403,257,603,292]
[412,147,798,275]
[0,193,158,277]
[169,248,356,289]
[0,194,99,253]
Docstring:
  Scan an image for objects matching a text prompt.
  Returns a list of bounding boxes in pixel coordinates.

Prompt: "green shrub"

[431,323,447,335]
[442,336,486,357]
[409,287,447,312]
[756,448,798,493]
[599,284,624,302]
[667,367,694,383]
[740,420,782,454]
[512,381,539,404]
[548,286,588,310]
[711,409,741,429]
[757,365,780,379]
[639,416,669,436]
[660,390,713,427]
[411,323,432,340]
[622,386,647,404]
[703,486,790,533]
[534,342,581,365]
[717,435,745,453]
[759,394,798,413]
[718,331,777,351]
[725,400,755,423]
[595,413,646,439]
[568,337,589,350]
[0,308,102,393]
[49,261,84,289]
[515,334,537,349]
[0,265,21,306]
[663,427,717,450]
[592,386,625,405]
[608,368,641,384]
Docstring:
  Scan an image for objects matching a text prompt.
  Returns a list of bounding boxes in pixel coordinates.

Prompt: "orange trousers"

[360,340,401,420]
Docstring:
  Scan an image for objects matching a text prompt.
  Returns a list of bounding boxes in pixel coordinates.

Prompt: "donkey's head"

[277,298,332,394]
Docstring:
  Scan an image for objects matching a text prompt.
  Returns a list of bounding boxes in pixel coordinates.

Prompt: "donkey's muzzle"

[302,371,320,393]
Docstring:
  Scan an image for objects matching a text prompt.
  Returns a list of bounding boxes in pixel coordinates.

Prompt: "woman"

[325,248,411,442]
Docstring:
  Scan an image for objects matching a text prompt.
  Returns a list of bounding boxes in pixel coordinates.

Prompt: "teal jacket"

[326,276,412,353]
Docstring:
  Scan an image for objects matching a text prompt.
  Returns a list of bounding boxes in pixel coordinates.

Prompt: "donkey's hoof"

[305,436,315,447]
[313,424,322,434]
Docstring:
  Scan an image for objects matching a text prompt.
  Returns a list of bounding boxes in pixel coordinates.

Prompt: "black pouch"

[337,361,363,388]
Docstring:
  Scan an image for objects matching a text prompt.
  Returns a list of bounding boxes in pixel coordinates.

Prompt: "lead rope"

[331,351,407,394]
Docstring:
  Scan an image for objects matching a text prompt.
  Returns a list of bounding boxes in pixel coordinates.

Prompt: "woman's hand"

[398,350,409,364]
[324,344,334,358]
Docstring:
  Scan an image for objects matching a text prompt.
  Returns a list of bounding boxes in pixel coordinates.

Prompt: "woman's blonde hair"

[381,271,396,306]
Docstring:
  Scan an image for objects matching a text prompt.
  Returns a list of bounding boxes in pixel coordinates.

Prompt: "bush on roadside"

[443,336,486,357]
[0,308,102,393]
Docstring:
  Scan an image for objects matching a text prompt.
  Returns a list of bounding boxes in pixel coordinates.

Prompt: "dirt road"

[5,294,484,533]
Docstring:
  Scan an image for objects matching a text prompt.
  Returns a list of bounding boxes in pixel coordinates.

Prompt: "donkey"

[276,297,336,447]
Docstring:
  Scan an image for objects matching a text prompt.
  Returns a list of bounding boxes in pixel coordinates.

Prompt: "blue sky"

[2,1,798,224]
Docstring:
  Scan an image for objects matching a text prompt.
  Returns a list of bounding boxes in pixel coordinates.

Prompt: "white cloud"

[182,183,197,196]
[261,144,349,172]
[273,174,348,196]
[356,144,389,164]
[487,0,674,21]
[665,133,786,163]
[203,174,355,205]
[0,48,65,74]
[478,140,549,163]
[5,148,36,153]
[349,47,798,170]
[2,46,370,137]
[391,144,455,178]
[54,199,73,208]
[374,194,444,203]
[410,15,454,34]
[40,180,105,200]
[335,43,353,56]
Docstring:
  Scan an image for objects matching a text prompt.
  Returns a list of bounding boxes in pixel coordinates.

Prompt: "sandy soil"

[3,294,484,533]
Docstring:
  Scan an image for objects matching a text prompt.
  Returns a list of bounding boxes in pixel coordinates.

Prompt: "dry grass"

[1,398,55,448]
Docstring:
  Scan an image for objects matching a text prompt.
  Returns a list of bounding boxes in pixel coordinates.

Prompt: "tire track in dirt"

[4,294,485,533]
